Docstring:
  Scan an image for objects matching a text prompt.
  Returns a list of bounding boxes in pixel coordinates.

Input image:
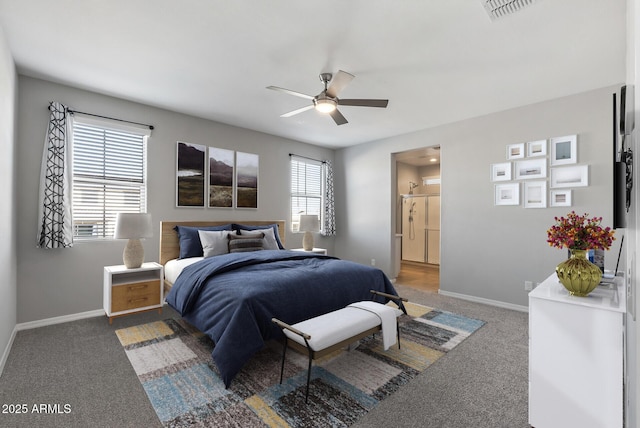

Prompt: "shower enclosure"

[401,194,440,264]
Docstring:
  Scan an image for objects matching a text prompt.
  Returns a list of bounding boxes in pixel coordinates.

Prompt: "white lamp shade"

[114,213,153,239]
[299,214,320,232]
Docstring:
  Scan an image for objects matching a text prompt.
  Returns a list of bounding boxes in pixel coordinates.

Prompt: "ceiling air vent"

[482,0,538,20]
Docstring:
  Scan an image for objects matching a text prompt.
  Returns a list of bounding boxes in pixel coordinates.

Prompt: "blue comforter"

[165,250,398,387]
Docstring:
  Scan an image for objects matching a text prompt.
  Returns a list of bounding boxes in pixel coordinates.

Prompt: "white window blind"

[72,121,147,239]
[290,156,324,232]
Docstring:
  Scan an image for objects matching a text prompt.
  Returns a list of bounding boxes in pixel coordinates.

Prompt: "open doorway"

[394,146,440,292]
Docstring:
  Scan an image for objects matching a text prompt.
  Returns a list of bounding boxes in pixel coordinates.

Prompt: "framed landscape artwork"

[208,147,234,208]
[527,139,547,157]
[491,162,512,182]
[176,141,206,207]
[550,189,572,207]
[514,158,547,180]
[550,135,577,166]
[506,143,525,160]
[235,151,259,209]
[494,183,519,206]
[550,165,589,188]
[524,181,547,208]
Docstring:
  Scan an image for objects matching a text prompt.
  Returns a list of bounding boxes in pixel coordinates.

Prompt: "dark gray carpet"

[0,284,528,427]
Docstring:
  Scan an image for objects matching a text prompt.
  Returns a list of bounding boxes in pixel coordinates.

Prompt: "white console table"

[528,273,625,428]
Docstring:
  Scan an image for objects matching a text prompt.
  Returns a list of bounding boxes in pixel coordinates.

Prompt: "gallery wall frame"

[491,132,588,209]
[550,165,589,188]
[527,139,547,157]
[176,141,206,207]
[514,158,547,180]
[550,135,577,166]
[524,180,547,208]
[550,189,572,207]
[491,162,512,182]
[506,143,525,160]
[494,182,520,206]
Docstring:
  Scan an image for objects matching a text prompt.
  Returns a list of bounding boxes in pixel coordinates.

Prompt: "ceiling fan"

[266,70,388,125]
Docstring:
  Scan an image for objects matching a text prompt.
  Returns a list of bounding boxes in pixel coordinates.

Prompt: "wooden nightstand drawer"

[111,280,161,312]
[104,262,164,324]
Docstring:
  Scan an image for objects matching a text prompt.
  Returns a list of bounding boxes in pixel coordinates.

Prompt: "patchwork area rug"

[115,302,485,427]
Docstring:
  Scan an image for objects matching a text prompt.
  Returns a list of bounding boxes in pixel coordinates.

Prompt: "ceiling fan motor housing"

[319,73,333,84]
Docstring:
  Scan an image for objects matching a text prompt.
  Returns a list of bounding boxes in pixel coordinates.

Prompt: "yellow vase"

[555,249,603,297]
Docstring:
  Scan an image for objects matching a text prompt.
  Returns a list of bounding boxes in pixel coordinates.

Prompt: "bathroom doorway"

[394,146,440,292]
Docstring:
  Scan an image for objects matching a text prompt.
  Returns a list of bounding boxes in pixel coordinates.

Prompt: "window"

[290,156,324,232]
[72,119,148,239]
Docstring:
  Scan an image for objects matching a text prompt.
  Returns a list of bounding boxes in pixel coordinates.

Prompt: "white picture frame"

[550,165,589,188]
[550,135,577,166]
[524,180,547,208]
[495,183,520,206]
[550,189,572,207]
[506,143,525,160]
[491,162,512,182]
[514,158,547,180]
[527,139,547,157]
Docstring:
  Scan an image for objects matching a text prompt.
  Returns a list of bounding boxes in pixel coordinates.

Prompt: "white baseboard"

[438,290,529,313]
[0,326,17,378]
[15,309,104,332]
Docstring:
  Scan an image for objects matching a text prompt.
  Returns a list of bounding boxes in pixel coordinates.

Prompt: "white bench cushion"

[284,304,403,351]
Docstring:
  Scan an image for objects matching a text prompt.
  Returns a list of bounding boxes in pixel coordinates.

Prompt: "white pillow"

[241,228,280,250]
[198,230,235,258]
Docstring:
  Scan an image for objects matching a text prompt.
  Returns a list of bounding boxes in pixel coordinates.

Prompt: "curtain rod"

[289,153,326,164]
[48,104,154,130]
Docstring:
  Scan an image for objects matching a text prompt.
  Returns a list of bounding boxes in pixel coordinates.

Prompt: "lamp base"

[123,238,144,269]
[302,231,314,251]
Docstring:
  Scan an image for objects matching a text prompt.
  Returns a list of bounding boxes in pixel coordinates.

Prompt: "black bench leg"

[305,350,313,403]
[279,338,287,384]
[397,323,401,350]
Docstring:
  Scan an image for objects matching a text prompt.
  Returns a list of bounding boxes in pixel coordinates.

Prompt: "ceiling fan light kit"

[267,70,389,125]
[314,97,337,113]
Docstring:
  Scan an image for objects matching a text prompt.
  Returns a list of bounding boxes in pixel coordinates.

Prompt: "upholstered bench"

[272,290,408,401]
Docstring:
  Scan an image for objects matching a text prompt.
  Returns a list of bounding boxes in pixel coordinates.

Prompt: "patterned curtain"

[36,101,74,248]
[322,160,336,236]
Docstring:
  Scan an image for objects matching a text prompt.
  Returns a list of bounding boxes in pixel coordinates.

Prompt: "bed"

[160,220,400,387]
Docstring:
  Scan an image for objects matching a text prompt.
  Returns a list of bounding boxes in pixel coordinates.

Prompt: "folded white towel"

[348,301,399,350]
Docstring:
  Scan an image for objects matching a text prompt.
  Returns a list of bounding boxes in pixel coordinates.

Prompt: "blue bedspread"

[165,250,398,387]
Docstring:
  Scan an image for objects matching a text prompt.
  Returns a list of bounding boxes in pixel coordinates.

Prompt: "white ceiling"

[0,1,626,149]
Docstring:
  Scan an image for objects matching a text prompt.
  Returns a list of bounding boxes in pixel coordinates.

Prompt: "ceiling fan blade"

[281,105,314,118]
[326,70,354,98]
[329,109,348,125]
[338,99,389,108]
[267,86,315,100]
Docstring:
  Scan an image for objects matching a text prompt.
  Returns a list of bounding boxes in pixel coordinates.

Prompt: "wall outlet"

[371,259,376,266]
[524,281,533,291]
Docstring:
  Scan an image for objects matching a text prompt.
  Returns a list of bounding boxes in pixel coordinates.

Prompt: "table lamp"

[114,213,153,268]
[299,214,320,251]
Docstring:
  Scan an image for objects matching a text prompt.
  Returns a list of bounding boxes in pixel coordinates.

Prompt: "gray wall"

[0,26,17,368]
[335,85,622,307]
[626,1,639,425]
[15,76,334,323]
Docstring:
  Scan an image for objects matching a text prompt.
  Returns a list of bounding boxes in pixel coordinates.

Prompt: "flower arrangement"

[547,211,615,251]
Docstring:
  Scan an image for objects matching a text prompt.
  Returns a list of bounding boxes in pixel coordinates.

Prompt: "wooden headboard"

[159,220,286,265]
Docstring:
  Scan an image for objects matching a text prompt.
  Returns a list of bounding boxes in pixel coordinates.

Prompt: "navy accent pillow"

[174,224,233,259]
[232,223,285,249]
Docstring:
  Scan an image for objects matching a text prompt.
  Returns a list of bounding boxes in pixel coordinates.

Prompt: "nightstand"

[104,262,164,324]
[291,248,327,255]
